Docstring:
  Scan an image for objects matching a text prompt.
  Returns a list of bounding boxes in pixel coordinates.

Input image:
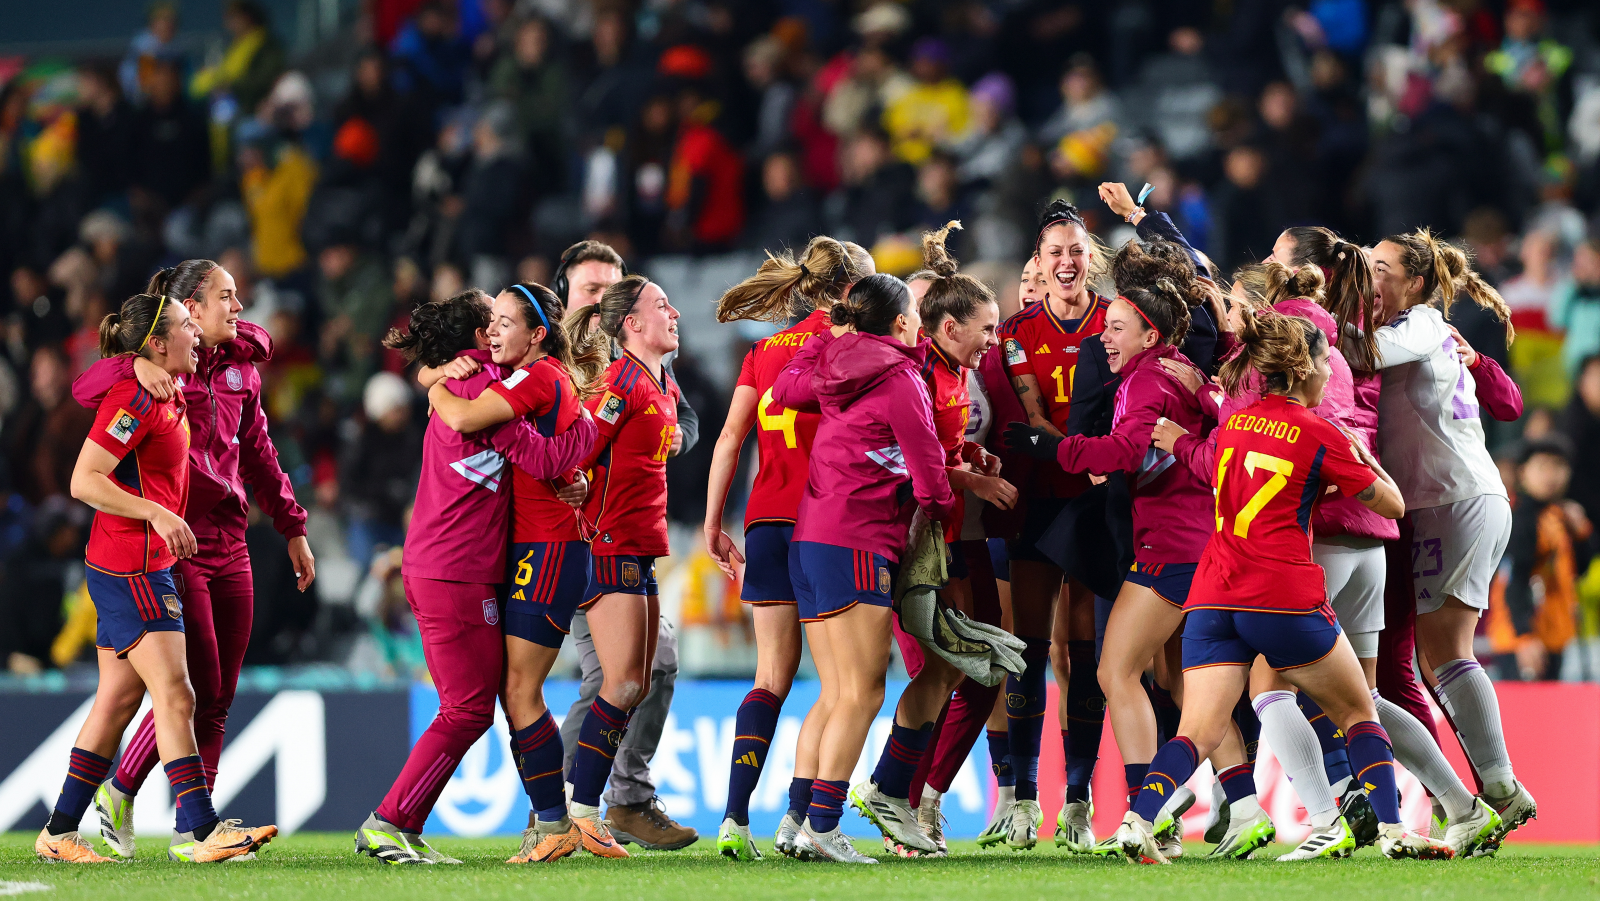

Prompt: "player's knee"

[607,678,646,709]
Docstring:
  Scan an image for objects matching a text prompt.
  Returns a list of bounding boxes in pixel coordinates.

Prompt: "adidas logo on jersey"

[946,395,959,407]
[1036,344,1051,355]
[645,403,659,415]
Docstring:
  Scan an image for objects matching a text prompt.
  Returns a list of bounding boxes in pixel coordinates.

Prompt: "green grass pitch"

[2,833,1596,900]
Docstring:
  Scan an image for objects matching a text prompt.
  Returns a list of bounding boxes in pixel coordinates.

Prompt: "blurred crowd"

[2,0,1600,681]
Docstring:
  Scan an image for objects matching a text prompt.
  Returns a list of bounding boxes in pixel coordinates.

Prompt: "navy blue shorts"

[1125,562,1196,609]
[790,540,896,623]
[1183,605,1344,671]
[583,554,658,606]
[504,540,590,648]
[987,537,1010,582]
[88,566,183,658]
[1008,497,1066,563]
[741,523,796,604]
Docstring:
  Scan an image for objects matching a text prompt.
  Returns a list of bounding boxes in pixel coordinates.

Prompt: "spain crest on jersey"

[598,391,625,424]
[225,366,243,390]
[482,598,500,625]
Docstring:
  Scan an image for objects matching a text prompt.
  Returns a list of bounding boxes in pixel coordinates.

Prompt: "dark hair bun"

[829,303,856,327]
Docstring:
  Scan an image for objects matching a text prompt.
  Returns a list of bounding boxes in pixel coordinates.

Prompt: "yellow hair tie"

[137,296,169,352]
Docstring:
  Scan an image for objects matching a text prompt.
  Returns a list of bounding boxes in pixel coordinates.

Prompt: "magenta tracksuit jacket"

[772,330,956,563]
[403,349,598,584]
[73,319,307,547]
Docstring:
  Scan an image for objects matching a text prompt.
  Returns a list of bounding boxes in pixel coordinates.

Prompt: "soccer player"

[704,237,873,860]
[855,225,1015,858]
[423,282,593,863]
[559,274,683,858]
[1006,282,1248,857]
[356,291,596,865]
[770,274,956,863]
[990,200,1111,850]
[40,292,276,864]
[70,260,312,859]
[1369,230,1535,847]
[1119,308,1452,864]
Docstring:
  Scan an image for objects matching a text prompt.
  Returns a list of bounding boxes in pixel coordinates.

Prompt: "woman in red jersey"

[1114,309,1452,864]
[991,200,1111,849]
[70,260,312,859]
[425,282,593,864]
[1006,281,1242,852]
[39,293,275,865]
[769,274,956,863]
[560,274,682,855]
[703,237,873,860]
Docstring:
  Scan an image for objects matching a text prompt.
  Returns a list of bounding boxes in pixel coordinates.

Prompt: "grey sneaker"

[1276,817,1356,861]
[1481,781,1537,853]
[849,780,938,856]
[354,812,430,865]
[773,811,803,858]
[94,779,136,859]
[794,821,878,864]
[1006,799,1042,850]
[1153,785,1196,842]
[1443,798,1501,859]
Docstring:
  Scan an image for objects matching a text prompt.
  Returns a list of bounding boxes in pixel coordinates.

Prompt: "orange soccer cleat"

[508,817,584,863]
[184,820,278,862]
[36,829,115,864]
[571,813,630,858]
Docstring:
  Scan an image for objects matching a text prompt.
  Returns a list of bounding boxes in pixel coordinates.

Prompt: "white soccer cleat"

[1006,799,1042,850]
[1277,817,1356,861]
[1377,823,1455,860]
[1113,811,1168,865]
[794,820,878,864]
[1480,781,1537,853]
[915,796,947,856]
[976,798,1014,849]
[1203,779,1230,844]
[1208,807,1276,859]
[94,779,136,859]
[772,811,803,858]
[1055,800,1095,852]
[1444,798,1502,859]
[849,780,938,857]
[1153,785,1195,842]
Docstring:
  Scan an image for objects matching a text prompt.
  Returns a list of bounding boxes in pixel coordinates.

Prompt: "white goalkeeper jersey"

[1373,304,1506,511]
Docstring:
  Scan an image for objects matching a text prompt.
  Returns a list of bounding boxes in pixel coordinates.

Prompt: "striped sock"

[1345,721,1400,824]
[1064,640,1102,803]
[511,711,567,822]
[787,777,814,820]
[1124,762,1149,806]
[1006,638,1050,801]
[1432,658,1515,794]
[871,722,933,800]
[112,713,159,795]
[1297,694,1354,790]
[46,748,112,835]
[806,779,849,833]
[165,755,218,836]
[570,697,630,807]
[1217,762,1256,804]
[987,730,1014,786]
[1132,737,1197,823]
[1232,692,1262,765]
[725,688,783,825]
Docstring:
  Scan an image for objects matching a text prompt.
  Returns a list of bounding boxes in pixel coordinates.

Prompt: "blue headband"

[510,284,551,333]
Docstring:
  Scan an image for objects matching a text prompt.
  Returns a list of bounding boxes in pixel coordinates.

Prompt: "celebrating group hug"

[36,180,1534,867]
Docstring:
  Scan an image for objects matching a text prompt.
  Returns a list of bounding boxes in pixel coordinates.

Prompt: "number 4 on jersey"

[758,387,798,448]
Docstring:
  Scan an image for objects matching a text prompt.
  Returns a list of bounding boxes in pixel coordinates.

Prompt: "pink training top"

[1051,342,1213,563]
[772,329,955,563]
[405,349,597,583]
[1179,299,1397,542]
[73,320,306,544]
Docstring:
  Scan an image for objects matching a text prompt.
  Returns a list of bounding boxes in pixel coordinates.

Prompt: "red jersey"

[999,293,1111,496]
[1186,395,1378,614]
[490,355,585,542]
[737,309,829,529]
[86,379,191,574]
[582,351,681,557]
[922,339,975,543]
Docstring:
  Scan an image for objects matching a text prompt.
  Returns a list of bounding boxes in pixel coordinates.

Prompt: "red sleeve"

[236,378,309,539]
[1054,373,1164,475]
[73,355,136,409]
[88,382,155,460]
[489,366,558,419]
[1312,420,1378,498]
[736,347,756,389]
[1468,354,1524,422]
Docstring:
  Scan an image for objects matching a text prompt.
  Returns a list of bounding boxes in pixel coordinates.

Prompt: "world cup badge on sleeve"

[598,391,625,424]
[107,409,140,444]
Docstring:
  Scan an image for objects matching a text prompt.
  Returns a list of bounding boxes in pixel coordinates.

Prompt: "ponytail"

[1277,226,1378,370]
[915,222,997,328]
[1385,228,1514,345]
[147,259,221,304]
[99,293,175,358]
[716,235,863,323]
[1219,306,1326,397]
[830,273,911,336]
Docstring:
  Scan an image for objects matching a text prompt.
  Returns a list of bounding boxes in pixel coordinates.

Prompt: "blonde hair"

[564,274,653,396]
[1219,306,1327,397]
[715,236,866,322]
[1384,228,1514,344]
[914,221,996,327]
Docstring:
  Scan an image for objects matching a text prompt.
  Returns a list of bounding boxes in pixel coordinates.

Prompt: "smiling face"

[937,301,1000,368]
[488,291,546,367]
[566,259,623,312]
[185,267,241,347]
[1019,255,1047,306]
[1267,230,1298,265]
[1038,222,1092,306]
[1102,297,1158,373]
[1298,341,1333,408]
[150,303,202,375]
[1371,240,1422,323]
[623,282,680,355]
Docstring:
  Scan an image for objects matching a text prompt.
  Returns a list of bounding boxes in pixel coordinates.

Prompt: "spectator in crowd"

[952,72,1026,188]
[316,237,393,396]
[1130,26,1221,164]
[826,127,912,246]
[389,0,471,111]
[338,371,422,574]
[487,15,567,200]
[1562,356,1600,556]
[333,49,431,240]
[129,55,211,231]
[743,149,820,253]
[4,344,95,505]
[191,0,287,120]
[73,64,135,211]
[241,130,317,279]
[743,35,798,163]
[1552,235,1600,378]
[883,37,970,165]
[1210,143,1273,269]
[119,1,181,103]
[454,102,525,289]
[665,84,745,252]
